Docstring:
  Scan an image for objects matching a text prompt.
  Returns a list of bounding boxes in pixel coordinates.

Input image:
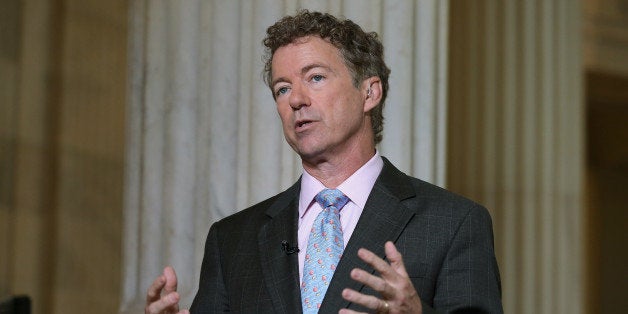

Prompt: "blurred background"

[0,0,626,313]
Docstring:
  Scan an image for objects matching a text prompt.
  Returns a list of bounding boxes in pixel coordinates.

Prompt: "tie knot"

[315,188,349,210]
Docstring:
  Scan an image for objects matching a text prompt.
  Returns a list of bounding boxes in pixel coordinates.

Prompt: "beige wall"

[447,2,584,313]
[0,1,127,313]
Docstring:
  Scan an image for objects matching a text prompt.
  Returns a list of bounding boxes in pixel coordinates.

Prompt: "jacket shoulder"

[213,180,300,229]
[379,157,490,219]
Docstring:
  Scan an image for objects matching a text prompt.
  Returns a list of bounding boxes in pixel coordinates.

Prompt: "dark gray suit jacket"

[190,158,502,313]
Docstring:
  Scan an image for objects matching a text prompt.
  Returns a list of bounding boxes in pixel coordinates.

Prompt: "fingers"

[145,291,180,314]
[145,266,183,314]
[353,244,402,299]
[349,267,395,299]
[357,241,408,282]
[342,288,386,311]
[339,308,366,314]
[343,242,423,314]
[357,248,394,278]
[384,242,409,277]
[338,309,365,314]
[163,266,179,294]
[146,274,167,304]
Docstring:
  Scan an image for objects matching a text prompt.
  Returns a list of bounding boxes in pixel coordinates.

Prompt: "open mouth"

[296,120,313,128]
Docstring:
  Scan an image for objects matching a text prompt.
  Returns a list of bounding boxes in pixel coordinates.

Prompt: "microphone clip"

[281,240,300,255]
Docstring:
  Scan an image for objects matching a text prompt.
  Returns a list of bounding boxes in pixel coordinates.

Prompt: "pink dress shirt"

[297,151,384,283]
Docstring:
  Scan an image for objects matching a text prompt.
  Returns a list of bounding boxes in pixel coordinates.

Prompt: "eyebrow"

[271,63,332,88]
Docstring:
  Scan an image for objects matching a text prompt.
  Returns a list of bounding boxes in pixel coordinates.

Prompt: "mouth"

[295,119,314,131]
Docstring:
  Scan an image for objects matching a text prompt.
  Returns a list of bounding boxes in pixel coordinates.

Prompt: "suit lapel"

[320,158,417,311]
[258,181,302,313]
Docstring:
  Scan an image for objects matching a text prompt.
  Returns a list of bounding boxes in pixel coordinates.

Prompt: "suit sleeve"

[190,223,230,313]
[432,205,503,314]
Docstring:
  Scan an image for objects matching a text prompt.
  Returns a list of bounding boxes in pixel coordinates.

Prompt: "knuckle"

[145,304,156,314]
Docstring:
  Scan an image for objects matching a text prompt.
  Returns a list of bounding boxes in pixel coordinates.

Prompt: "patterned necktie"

[301,188,350,313]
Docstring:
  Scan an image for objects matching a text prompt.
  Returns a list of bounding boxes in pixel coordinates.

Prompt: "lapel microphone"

[281,240,300,255]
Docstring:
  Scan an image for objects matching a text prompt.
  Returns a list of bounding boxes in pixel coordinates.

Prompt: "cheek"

[276,104,291,122]
[277,109,296,137]
[333,96,362,120]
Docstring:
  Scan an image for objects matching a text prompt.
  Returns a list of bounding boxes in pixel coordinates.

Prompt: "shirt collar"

[299,151,384,218]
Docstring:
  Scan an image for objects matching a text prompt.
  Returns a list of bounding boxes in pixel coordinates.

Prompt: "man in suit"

[146,10,502,314]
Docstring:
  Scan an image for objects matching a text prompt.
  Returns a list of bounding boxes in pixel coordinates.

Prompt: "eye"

[275,86,289,97]
[311,74,324,82]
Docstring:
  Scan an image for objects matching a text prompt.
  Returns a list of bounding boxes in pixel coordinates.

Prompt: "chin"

[288,135,335,161]
[293,144,327,161]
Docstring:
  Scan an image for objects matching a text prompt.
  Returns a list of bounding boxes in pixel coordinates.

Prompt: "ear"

[361,76,382,113]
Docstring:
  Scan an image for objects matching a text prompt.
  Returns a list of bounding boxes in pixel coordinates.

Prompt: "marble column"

[447,1,584,314]
[121,0,450,312]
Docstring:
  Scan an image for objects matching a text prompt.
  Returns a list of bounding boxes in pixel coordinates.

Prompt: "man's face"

[271,36,373,162]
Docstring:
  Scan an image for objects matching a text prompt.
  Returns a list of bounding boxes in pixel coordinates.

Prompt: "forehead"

[271,36,347,77]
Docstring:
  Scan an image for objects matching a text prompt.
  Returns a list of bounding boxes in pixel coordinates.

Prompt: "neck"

[301,145,376,188]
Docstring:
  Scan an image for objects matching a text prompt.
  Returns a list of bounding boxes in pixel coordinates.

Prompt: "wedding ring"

[381,300,390,313]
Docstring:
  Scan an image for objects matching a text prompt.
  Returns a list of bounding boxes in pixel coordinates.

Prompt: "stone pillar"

[378,0,450,185]
[121,0,449,312]
[447,1,584,314]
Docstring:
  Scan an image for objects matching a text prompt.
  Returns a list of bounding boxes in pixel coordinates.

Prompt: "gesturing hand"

[339,241,422,314]
[145,266,190,314]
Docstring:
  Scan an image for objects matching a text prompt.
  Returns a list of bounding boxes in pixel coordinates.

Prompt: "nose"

[289,83,309,110]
